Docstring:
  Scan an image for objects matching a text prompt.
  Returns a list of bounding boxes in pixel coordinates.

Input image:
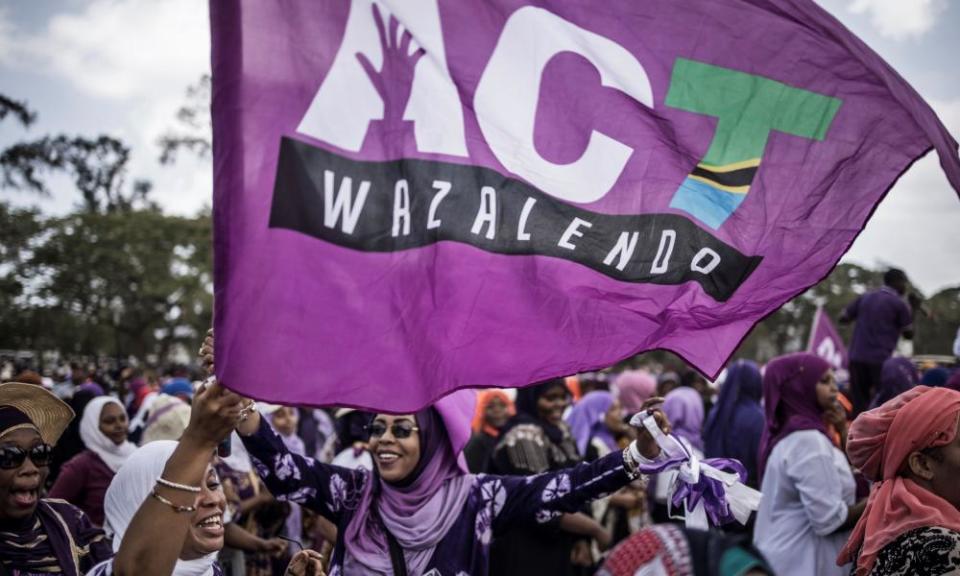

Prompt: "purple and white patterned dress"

[242,417,637,576]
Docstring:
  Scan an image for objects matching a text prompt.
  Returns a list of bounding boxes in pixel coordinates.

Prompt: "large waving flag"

[210,0,960,411]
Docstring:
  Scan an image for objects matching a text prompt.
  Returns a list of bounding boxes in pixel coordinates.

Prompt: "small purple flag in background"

[210,0,960,411]
[808,306,848,378]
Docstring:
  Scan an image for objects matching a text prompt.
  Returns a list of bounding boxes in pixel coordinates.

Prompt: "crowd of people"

[1,274,959,576]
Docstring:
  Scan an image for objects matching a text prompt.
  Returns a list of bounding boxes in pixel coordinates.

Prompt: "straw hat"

[0,382,75,445]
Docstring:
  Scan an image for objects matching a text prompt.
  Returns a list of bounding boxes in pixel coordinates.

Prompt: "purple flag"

[210,0,960,411]
[808,307,848,373]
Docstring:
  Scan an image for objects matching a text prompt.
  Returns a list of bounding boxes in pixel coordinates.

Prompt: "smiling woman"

[0,382,114,576]
[49,397,136,526]
[233,381,668,576]
[85,381,244,576]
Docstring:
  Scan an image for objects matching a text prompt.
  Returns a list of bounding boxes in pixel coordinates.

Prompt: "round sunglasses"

[0,444,54,470]
[364,421,420,439]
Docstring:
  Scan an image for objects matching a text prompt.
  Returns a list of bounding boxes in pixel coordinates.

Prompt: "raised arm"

[487,401,669,535]
[487,448,639,534]
[110,383,242,576]
[237,410,366,524]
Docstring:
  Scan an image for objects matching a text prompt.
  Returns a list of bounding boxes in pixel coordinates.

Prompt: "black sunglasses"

[364,421,420,439]
[0,444,54,470]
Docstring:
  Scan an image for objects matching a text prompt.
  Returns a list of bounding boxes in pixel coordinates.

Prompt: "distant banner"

[808,307,848,374]
[211,0,960,411]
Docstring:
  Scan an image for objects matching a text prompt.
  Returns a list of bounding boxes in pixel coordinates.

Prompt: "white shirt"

[754,430,856,576]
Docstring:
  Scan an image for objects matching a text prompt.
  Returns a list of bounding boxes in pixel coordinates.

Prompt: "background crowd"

[1,273,959,576]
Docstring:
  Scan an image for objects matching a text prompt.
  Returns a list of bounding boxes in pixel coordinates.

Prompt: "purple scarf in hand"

[343,390,475,575]
[757,353,832,482]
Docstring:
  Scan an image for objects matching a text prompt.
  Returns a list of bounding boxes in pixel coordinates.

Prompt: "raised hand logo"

[355,4,426,137]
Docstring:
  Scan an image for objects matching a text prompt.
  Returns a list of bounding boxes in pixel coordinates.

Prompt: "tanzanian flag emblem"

[666,58,842,229]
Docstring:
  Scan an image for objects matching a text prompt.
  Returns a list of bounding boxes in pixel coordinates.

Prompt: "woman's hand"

[630,397,671,459]
[198,329,261,436]
[199,329,215,376]
[260,537,289,558]
[823,400,847,431]
[182,381,244,450]
[285,549,326,576]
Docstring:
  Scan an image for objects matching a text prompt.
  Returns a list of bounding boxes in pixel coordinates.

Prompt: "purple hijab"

[870,357,918,408]
[566,390,618,456]
[343,390,475,575]
[662,387,704,452]
[757,353,832,482]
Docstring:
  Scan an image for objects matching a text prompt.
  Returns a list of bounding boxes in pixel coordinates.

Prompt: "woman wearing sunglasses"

[234,390,668,576]
[203,338,669,576]
[0,381,114,575]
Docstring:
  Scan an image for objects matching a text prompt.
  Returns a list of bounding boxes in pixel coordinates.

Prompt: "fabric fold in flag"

[210,0,960,412]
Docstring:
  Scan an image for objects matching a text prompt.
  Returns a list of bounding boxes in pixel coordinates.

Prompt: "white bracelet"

[157,477,202,494]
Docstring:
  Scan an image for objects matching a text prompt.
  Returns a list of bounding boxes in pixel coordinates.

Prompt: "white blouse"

[754,430,856,576]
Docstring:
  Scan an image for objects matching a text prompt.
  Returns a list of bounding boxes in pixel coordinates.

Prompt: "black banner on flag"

[270,137,761,302]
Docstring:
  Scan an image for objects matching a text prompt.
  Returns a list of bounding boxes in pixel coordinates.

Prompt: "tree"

[158,74,212,165]
[0,92,213,365]
[4,208,212,359]
[1,135,155,214]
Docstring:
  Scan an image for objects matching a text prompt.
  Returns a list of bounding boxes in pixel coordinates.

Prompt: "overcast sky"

[1,0,957,295]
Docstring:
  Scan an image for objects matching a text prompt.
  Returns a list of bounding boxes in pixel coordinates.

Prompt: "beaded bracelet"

[157,477,202,493]
[622,446,642,480]
[239,401,257,421]
[150,488,197,513]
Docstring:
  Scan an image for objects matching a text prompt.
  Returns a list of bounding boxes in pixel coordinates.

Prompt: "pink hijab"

[837,386,960,575]
[613,370,657,415]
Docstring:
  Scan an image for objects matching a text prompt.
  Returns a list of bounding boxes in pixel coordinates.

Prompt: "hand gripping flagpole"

[628,412,761,530]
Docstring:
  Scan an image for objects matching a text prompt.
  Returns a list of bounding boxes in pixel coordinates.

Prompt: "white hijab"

[79,396,136,472]
[103,441,217,576]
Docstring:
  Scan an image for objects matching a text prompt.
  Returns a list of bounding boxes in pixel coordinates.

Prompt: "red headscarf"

[471,389,515,437]
[837,386,960,575]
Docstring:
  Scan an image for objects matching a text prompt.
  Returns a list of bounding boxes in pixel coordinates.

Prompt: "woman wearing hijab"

[141,393,193,444]
[234,379,668,576]
[566,391,625,461]
[661,387,704,454]
[837,386,960,576]
[0,382,113,575]
[566,390,643,548]
[86,381,245,576]
[613,370,657,417]
[753,353,865,576]
[488,379,603,575]
[703,361,765,489]
[464,389,514,473]
[50,397,136,526]
[868,357,918,409]
[48,387,101,487]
